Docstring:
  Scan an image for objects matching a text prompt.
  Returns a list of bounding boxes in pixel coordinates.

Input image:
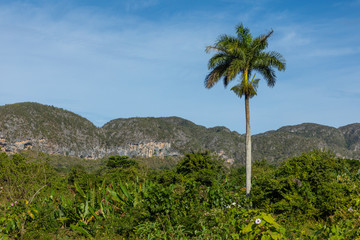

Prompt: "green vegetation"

[1,150,360,239]
[204,23,286,195]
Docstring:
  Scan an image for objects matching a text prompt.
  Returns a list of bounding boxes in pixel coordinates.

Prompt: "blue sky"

[0,0,359,134]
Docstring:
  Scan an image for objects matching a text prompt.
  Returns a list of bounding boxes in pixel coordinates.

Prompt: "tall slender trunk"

[245,94,251,197]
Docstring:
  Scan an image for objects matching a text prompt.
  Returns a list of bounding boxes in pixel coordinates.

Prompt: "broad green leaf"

[100,202,106,219]
[119,182,133,202]
[74,182,86,199]
[90,187,95,209]
[57,217,69,222]
[242,222,254,234]
[106,187,124,203]
[70,224,92,238]
[263,214,281,229]
[263,215,274,224]
[84,200,89,218]
[0,234,9,240]
[269,231,281,240]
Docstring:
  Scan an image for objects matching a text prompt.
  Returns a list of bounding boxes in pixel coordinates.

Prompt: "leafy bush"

[106,155,138,169]
[252,150,354,219]
[176,151,225,186]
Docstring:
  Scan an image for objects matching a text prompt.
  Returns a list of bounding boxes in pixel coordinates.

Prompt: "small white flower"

[348,206,354,212]
[255,218,261,224]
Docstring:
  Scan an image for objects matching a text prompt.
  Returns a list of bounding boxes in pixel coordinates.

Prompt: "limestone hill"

[1,102,359,163]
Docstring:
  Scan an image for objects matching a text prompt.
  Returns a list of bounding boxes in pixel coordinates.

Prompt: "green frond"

[230,74,259,98]
[226,58,243,81]
[235,24,252,45]
[205,45,227,54]
[250,74,260,91]
[217,36,244,55]
[230,84,244,98]
[205,64,228,88]
[267,51,286,71]
[223,75,230,87]
[257,67,276,87]
[252,51,285,87]
[207,52,230,69]
[253,52,285,70]
[216,34,240,46]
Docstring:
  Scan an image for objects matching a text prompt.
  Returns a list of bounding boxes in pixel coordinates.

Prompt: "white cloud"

[308,47,360,57]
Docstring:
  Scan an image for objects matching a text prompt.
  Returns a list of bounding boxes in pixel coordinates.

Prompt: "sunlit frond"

[235,24,252,45]
[226,58,243,82]
[266,51,286,71]
[230,74,260,98]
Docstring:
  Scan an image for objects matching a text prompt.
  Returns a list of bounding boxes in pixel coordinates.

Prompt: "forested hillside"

[1,102,360,163]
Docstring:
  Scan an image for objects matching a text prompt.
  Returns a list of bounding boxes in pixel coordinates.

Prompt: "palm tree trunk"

[245,94,251,197]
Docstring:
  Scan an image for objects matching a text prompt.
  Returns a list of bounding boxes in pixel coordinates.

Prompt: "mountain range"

[1,102,359,164]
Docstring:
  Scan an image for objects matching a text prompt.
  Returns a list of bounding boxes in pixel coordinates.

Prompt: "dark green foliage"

[102,157,141,185]
[176,151,225,186]
[177,152,219,174]
[252,150,354,219]
[1,150,360,239]
[106,155,137,169]
[67,165,98,190]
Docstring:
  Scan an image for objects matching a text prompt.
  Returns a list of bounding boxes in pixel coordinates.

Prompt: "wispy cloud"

[275,29,311,49]
[0,2,216,117]
[308,47,360,57]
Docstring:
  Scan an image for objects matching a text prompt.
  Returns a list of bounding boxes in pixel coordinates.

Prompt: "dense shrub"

[106,155,138,169]
[176,151,226,186]
[1,150,360,239]
[252,150,355,219]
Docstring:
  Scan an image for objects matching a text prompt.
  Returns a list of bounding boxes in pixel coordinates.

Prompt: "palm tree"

[205,24,286,196]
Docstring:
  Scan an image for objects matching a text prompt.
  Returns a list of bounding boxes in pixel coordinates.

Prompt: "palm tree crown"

[205,24,286,93]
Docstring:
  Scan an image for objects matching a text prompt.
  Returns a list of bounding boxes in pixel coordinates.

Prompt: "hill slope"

[103,117,245,161]
[0,102,106,158]
[252,123,355,162]
[1,102,359,163]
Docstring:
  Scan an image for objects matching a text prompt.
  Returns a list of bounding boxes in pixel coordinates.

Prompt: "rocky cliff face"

[0,137,175,159]
[1,102,360,163]
[339,123,360,151]
[0,102,179,159]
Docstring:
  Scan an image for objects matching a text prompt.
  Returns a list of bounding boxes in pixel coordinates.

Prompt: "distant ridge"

[0,102,359,163]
